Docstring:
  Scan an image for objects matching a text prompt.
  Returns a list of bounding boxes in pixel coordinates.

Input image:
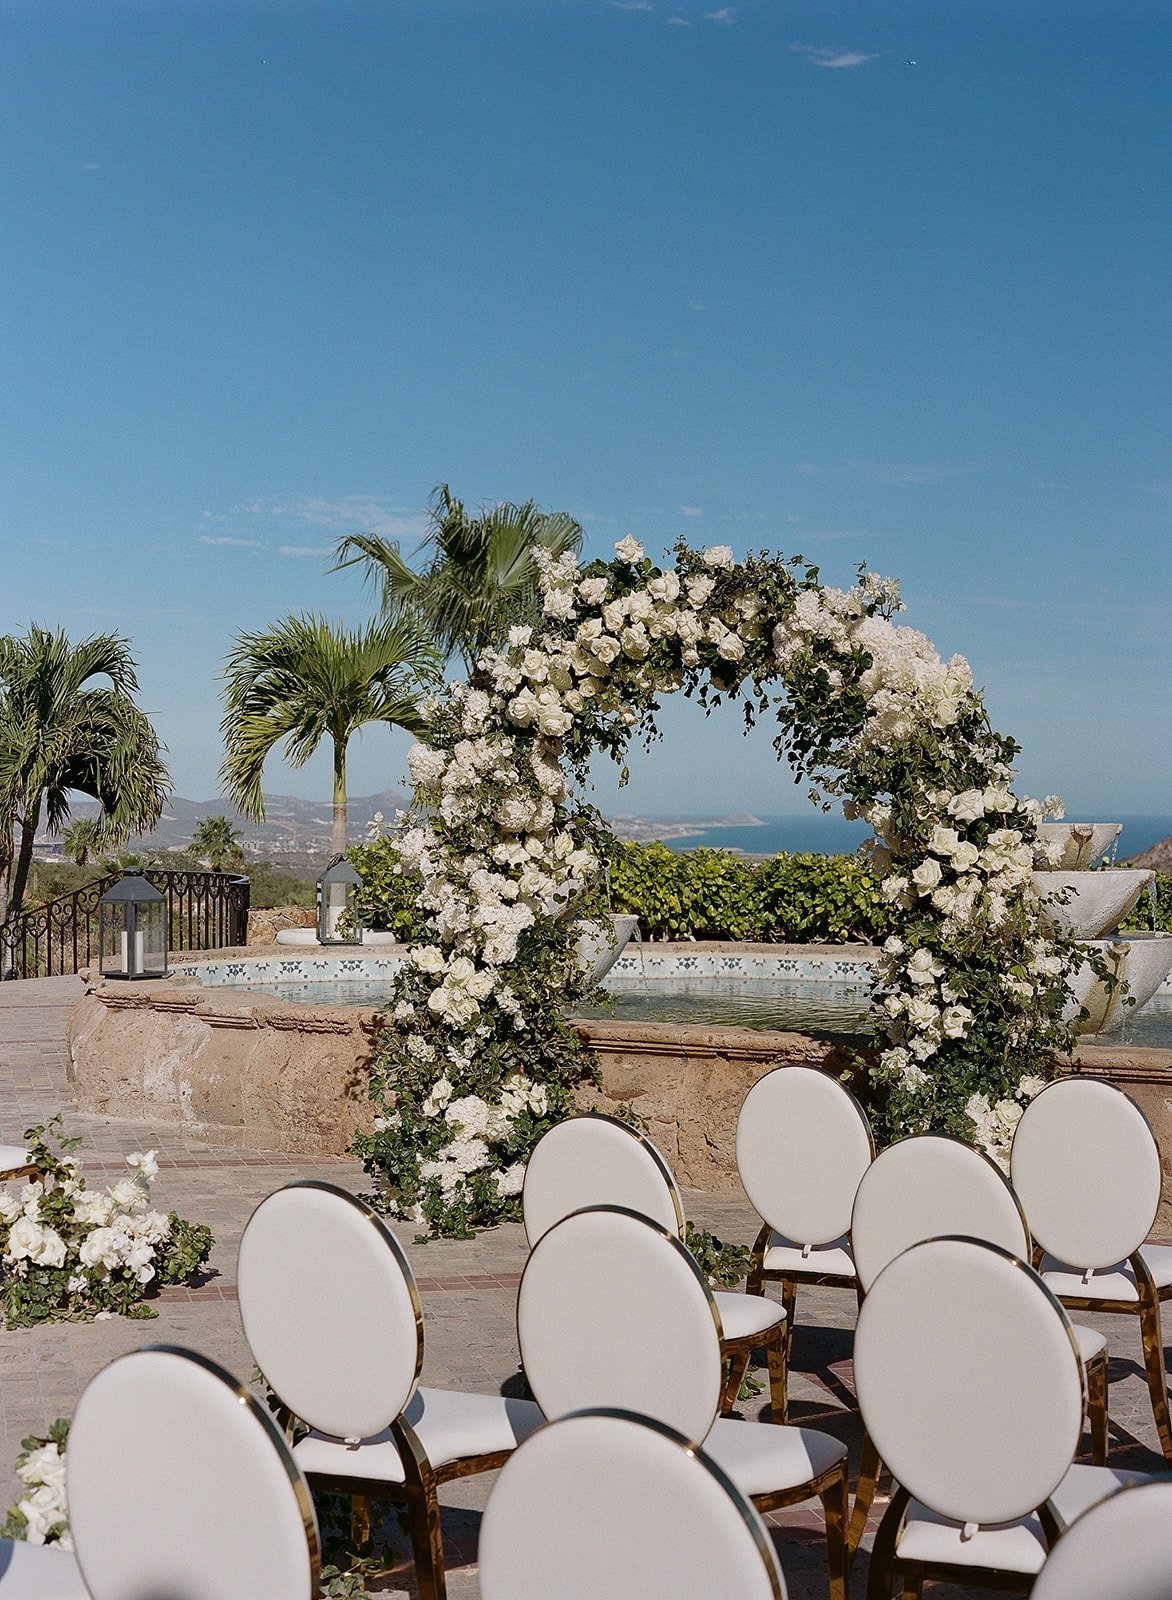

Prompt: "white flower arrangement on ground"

[1,1422,70,1549]
[356,536,1086,1231]
[0,1119,213,1327]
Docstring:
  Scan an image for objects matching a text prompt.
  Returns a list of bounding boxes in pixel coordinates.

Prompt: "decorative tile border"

[173,943,1172,996]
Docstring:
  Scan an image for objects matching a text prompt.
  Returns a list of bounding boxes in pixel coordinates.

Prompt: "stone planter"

[1033,869,1155,939]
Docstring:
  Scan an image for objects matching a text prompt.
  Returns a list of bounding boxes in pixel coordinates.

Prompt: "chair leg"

[401,1476,448,1600]
[770,1278,797,1424]
[350,1493,373,1551]
[848,1429,883,1556]
[723,1351,751,1414]
[1086,1348,1109,1466]
[900,1581,922,1599]
[866,1488,908,1600]
[818,1461,849,1600]
[1136,1271,1172,1465]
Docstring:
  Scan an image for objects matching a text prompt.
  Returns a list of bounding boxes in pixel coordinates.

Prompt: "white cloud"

[685,297,714,312]
[705,6,736,21]
[790,44,880,69]
[82,162,103,172]
[610,1,654,9]
[279,545,333,559]
[197,534,262,549]
[679,506,704,518]
[667,15,692,24]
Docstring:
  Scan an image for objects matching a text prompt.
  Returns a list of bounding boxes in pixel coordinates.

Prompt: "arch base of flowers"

[354,537,1081,1236]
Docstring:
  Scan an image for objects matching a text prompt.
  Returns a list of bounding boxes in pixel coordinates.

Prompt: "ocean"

[662,814,1172,860]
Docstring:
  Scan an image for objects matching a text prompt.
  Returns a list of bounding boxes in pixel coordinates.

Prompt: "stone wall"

[65,974,1172,1231]
[245,905,317,947]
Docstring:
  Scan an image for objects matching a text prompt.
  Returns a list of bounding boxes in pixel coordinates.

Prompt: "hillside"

[1128,836,1172,872]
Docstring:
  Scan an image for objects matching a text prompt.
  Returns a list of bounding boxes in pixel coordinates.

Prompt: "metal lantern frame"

[98,869,169,980]
[316,856,364,946]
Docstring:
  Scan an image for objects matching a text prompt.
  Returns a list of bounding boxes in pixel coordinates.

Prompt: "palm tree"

[61,816,101,867]
[191,815,245,872]
[220,614,441,856]
[0,627,169,923]
[333,483,583,671]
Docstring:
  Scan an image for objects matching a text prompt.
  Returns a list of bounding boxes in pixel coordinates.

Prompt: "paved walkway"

[0,977,1167,1596]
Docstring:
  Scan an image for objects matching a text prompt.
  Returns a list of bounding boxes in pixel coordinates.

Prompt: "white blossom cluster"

[10,1437,69,1548]
[964,1076,1048,1168]
[0,1150,170,1288]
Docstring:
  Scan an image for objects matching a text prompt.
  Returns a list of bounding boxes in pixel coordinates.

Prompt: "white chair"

[0,1344,319,1600]
[1011,1076,1172,1465]
[736,1065,875,1422]
[517,1204,849,1600]
[479,1408,788,1600]
[237,1179,543,1600]
[855,1236,1150,1598]
[524,1114,788,1415]
[1031,1477,1172,1600]
[847,1134,1110,1552]
[0,1147,34,1180]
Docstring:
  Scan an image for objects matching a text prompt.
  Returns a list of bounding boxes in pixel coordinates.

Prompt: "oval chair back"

[851,1134,1031,1296]
[67,1345,319,1600]
[1030,1478,1172,1600]
[1010,1078,1162,1269]
[736,1065,874,1247]
[479,1409,787,1600]
[517,1205,725,1444]
[854,1236,1085,1527]
[523,1115,684,1246]
[237,1180,423,1439]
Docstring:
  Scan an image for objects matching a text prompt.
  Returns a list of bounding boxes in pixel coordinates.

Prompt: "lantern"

[316,857,364,946]
[98,869,168,979]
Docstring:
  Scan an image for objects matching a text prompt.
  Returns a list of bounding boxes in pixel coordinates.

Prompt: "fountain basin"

[1067,932,1172,1035]
[274,928,402,948]
[1032,868,1154,939]
[1036,822,1122,871]
[576,914,640,984]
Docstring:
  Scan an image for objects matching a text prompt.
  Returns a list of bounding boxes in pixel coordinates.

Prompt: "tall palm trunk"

[6,804,39,924]
[331,737,348,857]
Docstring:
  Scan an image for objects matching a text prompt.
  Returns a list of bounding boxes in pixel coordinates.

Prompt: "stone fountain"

[1033,823,1171,1036]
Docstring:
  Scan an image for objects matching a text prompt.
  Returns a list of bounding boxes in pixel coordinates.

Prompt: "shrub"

[607,841,893,944]
[1119,871,1171,934]
[347,839,426,941]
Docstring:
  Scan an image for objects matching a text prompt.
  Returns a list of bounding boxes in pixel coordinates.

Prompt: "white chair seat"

[897,1464,1150,1576]
[0,1147,31,1175]
[761,1232,855,1280]
[294,1387,543,1485]
[1039,1245,1172,1305]
[0,1541,87,1598]
[1072,1323,1108,1362]
[713,1291,785,1342]
[704,1416,847,1499]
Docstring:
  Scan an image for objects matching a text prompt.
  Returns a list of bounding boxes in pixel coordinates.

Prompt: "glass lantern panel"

[100,902,130,976]
[137,900,168,976]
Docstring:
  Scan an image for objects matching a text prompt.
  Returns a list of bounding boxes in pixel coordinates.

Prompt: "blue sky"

[2,0,1169,820]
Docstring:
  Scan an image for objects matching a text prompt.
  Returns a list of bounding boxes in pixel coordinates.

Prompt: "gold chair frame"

[858,1240,1090,1599]
[563,1115,790,1418]
[845,1134,1111,1555]
[258,1180,514,1600]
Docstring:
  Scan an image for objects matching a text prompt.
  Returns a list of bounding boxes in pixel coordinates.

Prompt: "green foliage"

[683,1221,751,1288]
[346,838,425,940]
[608,841,895,944]
[1120,872,1171,933]
[244,860,315,909]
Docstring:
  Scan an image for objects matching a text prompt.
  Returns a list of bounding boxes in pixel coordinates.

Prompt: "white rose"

[928,824,960,857]
[578,577,609,605]
[411,945,447,975]
[30,1227,67,1269]
[906,948,944,985]
[17,1444,65,1491]
[947,789,986,824]
[950,840,980,872]
[716,632,745,662]
[702,545,735,570]
[911,858,943,894]
[126,1150,159,1182]
[6,1216,44,1262]
[941,1004,973,1039]
[647,571,680,603]
[614,535,644,564]
[109,1177,141,1209]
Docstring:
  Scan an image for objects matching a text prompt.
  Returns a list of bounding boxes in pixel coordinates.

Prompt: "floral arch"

[356,536,1077,1236]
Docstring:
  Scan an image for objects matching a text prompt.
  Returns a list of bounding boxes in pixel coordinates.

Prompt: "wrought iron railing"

[0,870,251,980]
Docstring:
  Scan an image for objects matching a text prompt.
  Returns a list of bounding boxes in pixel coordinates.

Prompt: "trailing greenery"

[682,1221,751,1288]
[608,841,895,943]
[347,838,426,942]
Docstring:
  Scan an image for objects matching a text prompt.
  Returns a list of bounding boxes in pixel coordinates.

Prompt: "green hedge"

[607,841,895,944]
[1119,871,1171,933]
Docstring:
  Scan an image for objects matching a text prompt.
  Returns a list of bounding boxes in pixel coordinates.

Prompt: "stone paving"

[0,976,1168,1596]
